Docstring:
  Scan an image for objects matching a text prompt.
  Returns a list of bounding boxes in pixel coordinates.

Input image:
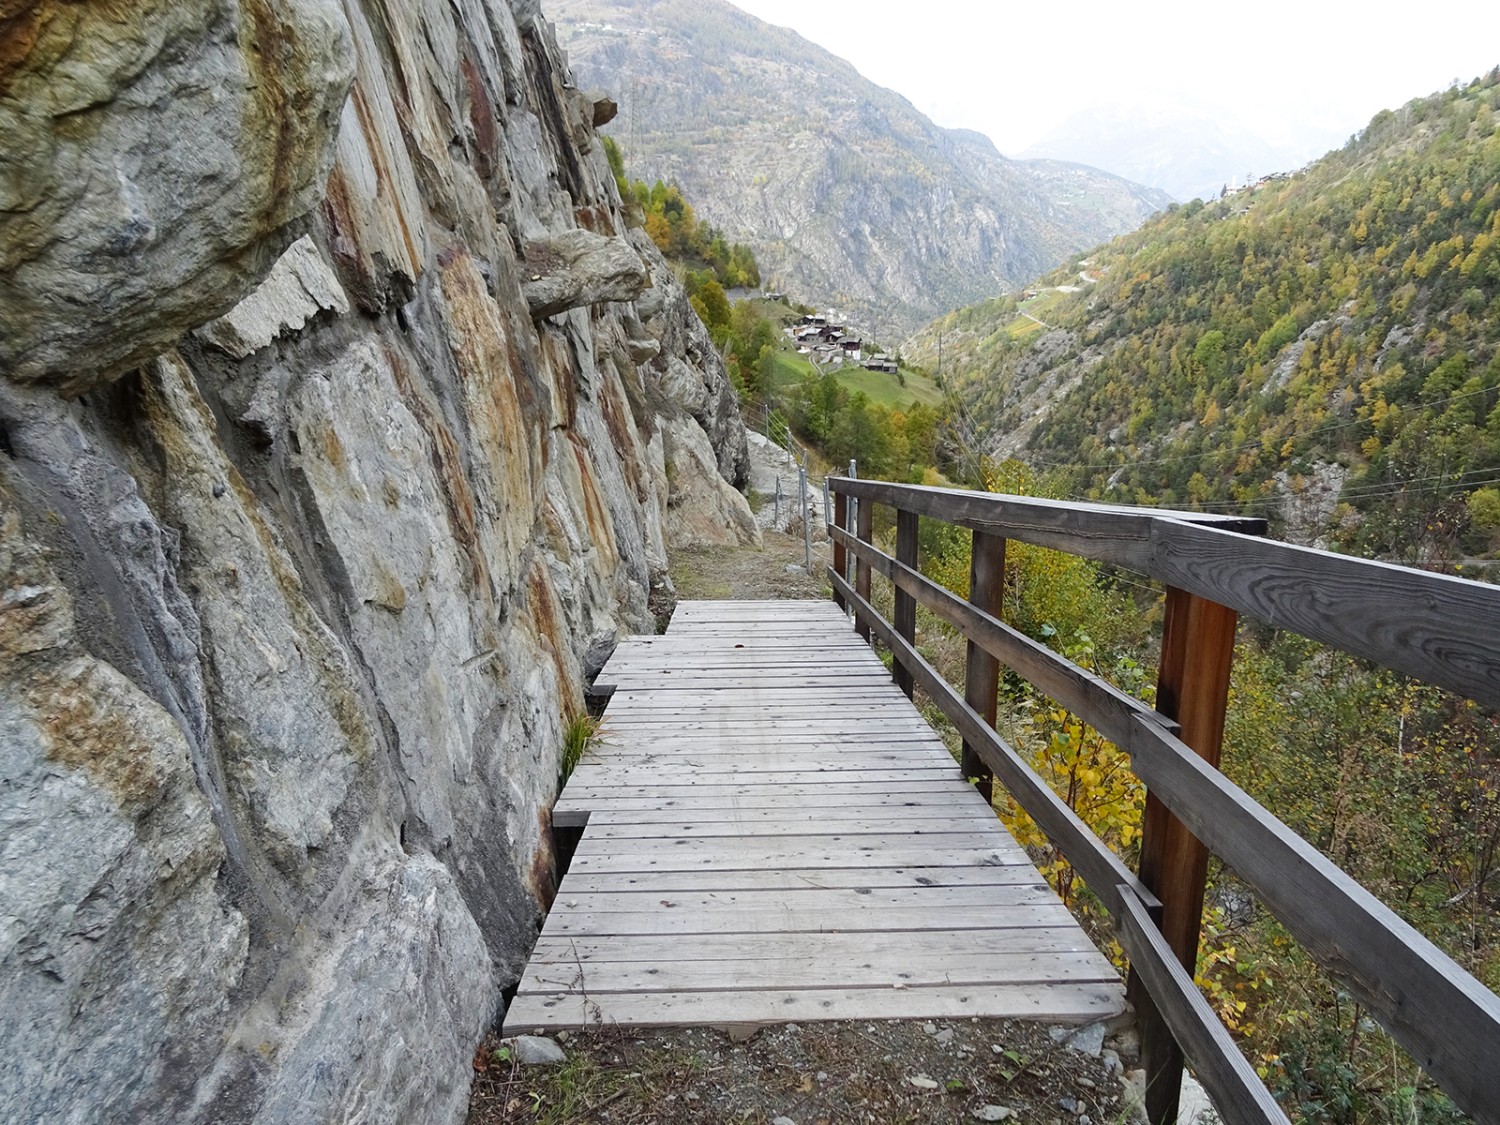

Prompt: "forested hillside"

[912,72,1500,572]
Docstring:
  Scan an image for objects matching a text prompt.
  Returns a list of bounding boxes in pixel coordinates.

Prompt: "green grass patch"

[829,365,943,408]
[765,348,943,409]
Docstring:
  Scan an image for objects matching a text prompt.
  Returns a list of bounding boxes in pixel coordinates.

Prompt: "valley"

[548,0,1170,334]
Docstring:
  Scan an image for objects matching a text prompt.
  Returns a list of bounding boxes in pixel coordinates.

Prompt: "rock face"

[0,1,755,1122]
[0,0,354,391]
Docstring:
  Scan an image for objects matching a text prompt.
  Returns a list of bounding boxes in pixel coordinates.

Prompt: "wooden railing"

[825,478,1500,1125]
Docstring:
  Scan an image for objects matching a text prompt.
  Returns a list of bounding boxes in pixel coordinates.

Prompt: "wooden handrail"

[1125,714,1500,1115]
[829,566,1161,920]
[828,526,1177,746]
[825,477,1500,1124]
[1115,885,1292,1125]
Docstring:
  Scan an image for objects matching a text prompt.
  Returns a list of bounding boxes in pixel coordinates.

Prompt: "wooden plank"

[541,903,1076,937]
[581,815,1007,839]
[581,801,999,823]
[1151,519,1500,712]
[1125,714,1500,1123]
[504,981,1125,1032]
[571,829,1028,856]
[520,951,1118,994]
[567,845,1037,876]
[549,888,1056,918]
[554,866,1047,894]
[560,780,976,803]
[560,768,962,790]
[552,883,1054,912]
[1116,886,1290,1125]
[572,748,956,768]
[831,568,1160,919]
[530,927,1109,964]
[554,801,980,825]
[828,477,1264,573]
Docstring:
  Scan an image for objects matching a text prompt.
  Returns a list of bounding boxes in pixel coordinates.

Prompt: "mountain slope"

[910,72,1500,566]
[549,0,1170,333]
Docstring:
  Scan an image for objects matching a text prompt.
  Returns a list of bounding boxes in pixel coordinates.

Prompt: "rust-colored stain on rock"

[27,665,165,807]
[569,433,618,566]
[438,250,538,571]
[525,559,573,715]
[385,342,492,598]
[460,56,499,181]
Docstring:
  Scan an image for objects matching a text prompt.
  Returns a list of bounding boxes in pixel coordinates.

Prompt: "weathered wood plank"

[554,866,1048,894]
[560,767,963,791]
[543,903,1076,937]
[582,801,1000,823]
[504,981,1125,1033]
[582,814,1002,838]
[551,883,1054,912]
[527,929,1107,969]
[559,780,976,803]
[566,844,1036,875]
[520,950,1118,994]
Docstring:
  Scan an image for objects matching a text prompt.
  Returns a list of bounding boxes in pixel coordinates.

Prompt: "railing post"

[832,489,848,611]
[962,530,1004,803]
[1129,585,1239,1125]
[893,509,919,698]
[799,465,812,571]
[854,488,873,642]
[845,461,859,612]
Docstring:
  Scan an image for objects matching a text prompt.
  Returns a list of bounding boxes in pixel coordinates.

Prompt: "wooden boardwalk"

[503,600,1125,1033]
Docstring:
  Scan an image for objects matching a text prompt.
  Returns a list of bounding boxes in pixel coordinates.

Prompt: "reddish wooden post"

[962,530,1005,803]
[832,491,848,611]
[893,508,919,697]
[854,493,874,642]
[1129,586,1239,1125]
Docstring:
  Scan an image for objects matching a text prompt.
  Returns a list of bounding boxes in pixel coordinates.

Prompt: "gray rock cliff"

[0,0,754,1121]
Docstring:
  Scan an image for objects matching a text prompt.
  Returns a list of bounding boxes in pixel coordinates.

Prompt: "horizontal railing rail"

[825,476,1500,1125]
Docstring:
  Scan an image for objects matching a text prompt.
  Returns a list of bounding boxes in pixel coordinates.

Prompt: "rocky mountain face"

[0,1,755,1121]
[546,0,1172,335]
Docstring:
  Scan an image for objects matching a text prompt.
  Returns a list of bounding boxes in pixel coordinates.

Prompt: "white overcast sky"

[731,0,1500,157]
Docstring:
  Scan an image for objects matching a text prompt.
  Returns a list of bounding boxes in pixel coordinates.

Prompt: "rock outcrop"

[0,1,754,1121]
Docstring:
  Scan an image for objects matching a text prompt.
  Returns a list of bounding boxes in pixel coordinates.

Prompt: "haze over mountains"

[550,0,1170,333]
[1021,101,1350,203]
